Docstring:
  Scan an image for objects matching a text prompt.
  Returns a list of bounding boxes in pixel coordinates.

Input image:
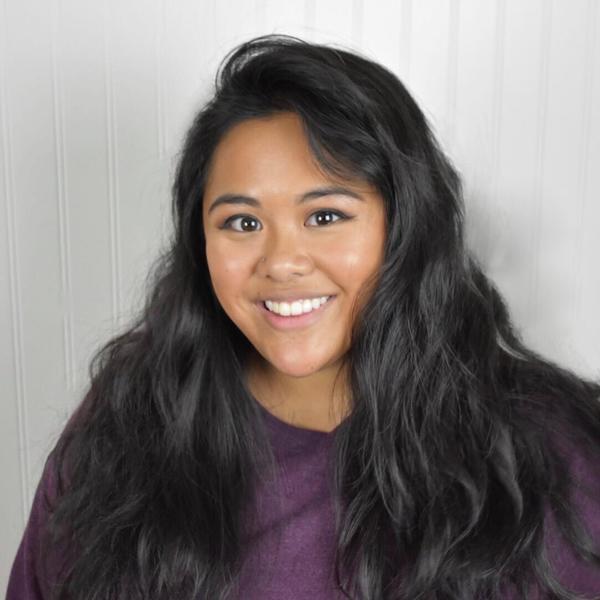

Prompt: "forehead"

[203,112,374,202]
[205,113,324,189]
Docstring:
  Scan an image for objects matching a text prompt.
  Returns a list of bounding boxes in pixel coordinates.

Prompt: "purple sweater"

[6,402,600,599]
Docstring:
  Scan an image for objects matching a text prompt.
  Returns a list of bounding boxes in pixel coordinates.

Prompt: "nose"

[257,230,313,281]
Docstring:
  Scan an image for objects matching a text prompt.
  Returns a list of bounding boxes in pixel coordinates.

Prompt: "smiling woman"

[7,34,600,600]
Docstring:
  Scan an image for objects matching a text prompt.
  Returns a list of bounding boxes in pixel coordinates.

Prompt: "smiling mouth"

[256,295,336,330]
[262,295,332,315]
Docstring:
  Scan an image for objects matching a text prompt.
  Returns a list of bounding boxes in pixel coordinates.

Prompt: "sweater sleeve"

[544,432,600,598]
[6,452,68,600]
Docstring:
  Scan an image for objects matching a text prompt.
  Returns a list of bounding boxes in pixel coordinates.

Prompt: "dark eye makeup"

[218,209,353,232]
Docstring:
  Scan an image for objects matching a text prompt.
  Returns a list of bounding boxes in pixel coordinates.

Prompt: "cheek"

[205,240,253,306]
[326,229,384,284]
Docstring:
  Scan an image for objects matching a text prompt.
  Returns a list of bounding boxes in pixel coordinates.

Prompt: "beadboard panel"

[1,0,599,591]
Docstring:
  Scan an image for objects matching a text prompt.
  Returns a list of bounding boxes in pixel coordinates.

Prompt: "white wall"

[2,0,599,590]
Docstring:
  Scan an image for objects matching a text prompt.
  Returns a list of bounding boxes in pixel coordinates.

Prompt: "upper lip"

[259,293,335,303]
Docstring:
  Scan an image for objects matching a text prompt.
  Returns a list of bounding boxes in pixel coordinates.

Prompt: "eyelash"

[219,210,351,232]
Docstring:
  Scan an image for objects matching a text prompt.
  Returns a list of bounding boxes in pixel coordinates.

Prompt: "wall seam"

[400,0,412,84]
[0,0,30,522]
[104,0,122,327]
[487,0,506,265]
[351,0,363,49]
[529,0,553,318]
[445,0,461,151]
[573,0,597,339]
[51,0,76,392]
[304,0,316,41]
[156,0,167,160]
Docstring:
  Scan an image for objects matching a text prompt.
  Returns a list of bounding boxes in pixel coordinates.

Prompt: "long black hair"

[44,34,600,599]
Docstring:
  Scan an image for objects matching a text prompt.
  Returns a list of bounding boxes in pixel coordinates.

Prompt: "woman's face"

[202,111,386,378]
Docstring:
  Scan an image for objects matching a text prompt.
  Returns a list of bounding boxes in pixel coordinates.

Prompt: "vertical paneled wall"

[1,0,599,589]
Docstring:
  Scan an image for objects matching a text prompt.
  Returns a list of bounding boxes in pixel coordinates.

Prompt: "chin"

[256,351,324,376]
[275,351,348,378]
[250,344,345,378]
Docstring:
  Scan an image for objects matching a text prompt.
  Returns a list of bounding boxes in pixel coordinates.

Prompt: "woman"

[7,34,600,600]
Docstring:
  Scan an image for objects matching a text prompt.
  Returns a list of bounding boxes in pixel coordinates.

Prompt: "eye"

[305,210,349,227]
[220,215,262,232]
[220,210,350,232]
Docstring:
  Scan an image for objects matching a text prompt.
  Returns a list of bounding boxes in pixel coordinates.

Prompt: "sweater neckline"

[252,394,346,439]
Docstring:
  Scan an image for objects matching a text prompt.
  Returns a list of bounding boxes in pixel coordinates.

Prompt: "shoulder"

[6,450,71,600]
[543,427,600,597]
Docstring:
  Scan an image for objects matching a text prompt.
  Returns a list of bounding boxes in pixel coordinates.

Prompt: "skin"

[202,111,386,432]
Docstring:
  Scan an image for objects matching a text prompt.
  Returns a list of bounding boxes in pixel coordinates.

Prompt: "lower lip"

[257,296,336,330]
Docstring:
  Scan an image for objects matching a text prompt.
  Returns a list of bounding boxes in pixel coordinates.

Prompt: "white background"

[2,0,599,590]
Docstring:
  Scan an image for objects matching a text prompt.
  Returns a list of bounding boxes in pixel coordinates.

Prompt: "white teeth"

[265,296,330,316]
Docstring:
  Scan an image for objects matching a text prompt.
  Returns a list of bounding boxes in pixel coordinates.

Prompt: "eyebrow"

[207,185,364,214]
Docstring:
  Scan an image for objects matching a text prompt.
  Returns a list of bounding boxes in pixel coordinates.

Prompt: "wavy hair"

[44,34,600,599]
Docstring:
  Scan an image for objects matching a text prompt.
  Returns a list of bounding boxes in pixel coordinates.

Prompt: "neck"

[244,351,351,433]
